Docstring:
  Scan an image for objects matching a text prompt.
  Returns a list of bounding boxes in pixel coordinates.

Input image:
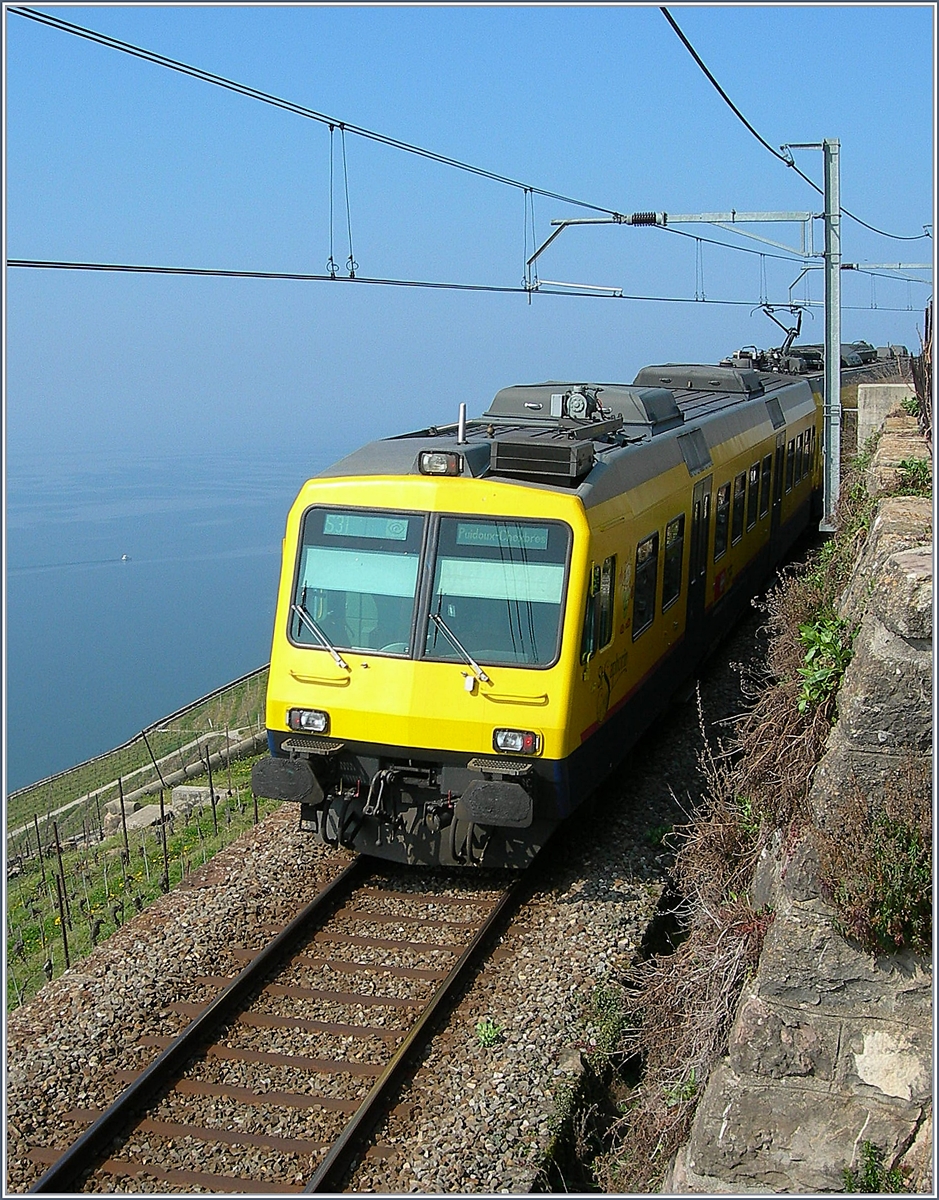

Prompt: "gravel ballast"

[5,611,761,1194]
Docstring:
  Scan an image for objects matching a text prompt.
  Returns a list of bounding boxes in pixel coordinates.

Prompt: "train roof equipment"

[318,365,814,505]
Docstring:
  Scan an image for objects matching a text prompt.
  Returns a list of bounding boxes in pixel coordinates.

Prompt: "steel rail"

[28,856,370,1194]
[304,869,532,1193]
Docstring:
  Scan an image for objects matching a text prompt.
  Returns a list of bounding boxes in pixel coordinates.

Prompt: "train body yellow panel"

[253,363,825,867]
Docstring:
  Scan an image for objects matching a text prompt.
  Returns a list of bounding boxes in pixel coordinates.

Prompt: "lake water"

[4,443,353,793]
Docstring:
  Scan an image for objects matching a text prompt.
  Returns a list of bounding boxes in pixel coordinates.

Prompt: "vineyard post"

[52,822,72,929]
[10,967,24,1007]
[119,775,130,861]
[54,873,71,970]
[158,790,170,891]
[204,749,219,835]
[33,815,47,884]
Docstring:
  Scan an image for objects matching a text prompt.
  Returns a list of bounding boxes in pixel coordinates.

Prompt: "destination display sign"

[455,522,550,551]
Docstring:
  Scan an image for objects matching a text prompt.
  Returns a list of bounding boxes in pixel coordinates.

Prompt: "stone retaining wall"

[857,382,917,452]
[663,412,933,1194]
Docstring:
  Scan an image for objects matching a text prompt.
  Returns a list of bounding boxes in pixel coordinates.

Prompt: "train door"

[770,432,786,542]
[687,475,712,630]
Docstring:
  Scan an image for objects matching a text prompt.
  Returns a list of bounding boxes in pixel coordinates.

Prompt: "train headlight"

[287,708,330,734]
[493,728,541,755]
[419,451,463,476]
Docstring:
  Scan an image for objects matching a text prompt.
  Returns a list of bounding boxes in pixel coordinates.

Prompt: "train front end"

[253,469,589,868]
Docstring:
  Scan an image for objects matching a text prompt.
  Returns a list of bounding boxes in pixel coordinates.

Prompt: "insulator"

[629,211,660,226]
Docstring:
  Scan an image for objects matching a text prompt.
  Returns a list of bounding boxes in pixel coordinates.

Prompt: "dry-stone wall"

[664,412,933,1194]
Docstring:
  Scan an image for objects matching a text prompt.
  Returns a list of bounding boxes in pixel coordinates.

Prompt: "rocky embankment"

[666,404,933,1194]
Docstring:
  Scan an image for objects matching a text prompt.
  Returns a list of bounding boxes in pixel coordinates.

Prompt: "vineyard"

[5,666,280,1010]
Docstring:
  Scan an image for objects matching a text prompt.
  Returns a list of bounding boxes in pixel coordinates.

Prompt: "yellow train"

[252,363,822,867]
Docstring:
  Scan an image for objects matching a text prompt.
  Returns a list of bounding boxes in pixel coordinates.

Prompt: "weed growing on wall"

[816,759,931,956]
[796,615,854,715]
[843,1140,909,1193]
[896,456,932,496]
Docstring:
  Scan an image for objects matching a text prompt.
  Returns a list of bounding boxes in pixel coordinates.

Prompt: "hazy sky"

[4,2,936,459]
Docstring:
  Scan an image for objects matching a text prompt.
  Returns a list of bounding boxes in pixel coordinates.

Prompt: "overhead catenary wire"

[9,5,623,219]
[5,259,922,311]
[847,266,933,287]
[659,6,931,242]
[12,5,930,306]
[657,225,933,284]
[21,3,927,252]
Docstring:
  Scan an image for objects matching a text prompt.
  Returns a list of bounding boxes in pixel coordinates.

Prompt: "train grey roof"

[315,365,816,507]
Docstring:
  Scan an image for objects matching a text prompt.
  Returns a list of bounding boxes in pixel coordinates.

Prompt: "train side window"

[759,455,772,518]
[804,428,814,480]
[746,463,760,529]
[662,515,685,611]
[632,534,659,639]
[795,432,804,483]
[581,554,616,662]
[731,472,746,544]
[714,483,730,559]
[785,439,795,492]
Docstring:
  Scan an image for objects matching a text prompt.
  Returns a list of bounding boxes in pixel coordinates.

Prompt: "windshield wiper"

[291,603,350,671]
[429,613,491,684]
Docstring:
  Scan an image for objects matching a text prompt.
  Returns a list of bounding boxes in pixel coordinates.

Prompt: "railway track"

[27,855,529,1194]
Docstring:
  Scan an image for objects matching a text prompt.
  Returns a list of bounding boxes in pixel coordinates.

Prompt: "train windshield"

[293,508,425,654]
[424,517,570,667]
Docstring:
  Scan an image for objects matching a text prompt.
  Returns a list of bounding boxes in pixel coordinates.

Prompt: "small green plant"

[548,1080,577,1137]
[796,614,853,714]
[662,1068,697,1107]
[644,822,672,847]
[896,456,932,496]
[900,394,919,417]
[843,1139,908,1193]
[735,795,760,838]
[474,1017,504,1048]
[585,983,630,1058]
